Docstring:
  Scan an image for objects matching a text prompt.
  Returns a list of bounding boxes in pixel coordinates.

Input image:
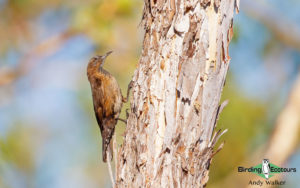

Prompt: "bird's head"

[88,51,113,69]
[262,159,269,165]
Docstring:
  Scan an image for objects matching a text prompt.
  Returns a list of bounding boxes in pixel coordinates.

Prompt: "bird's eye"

[90,57,96,61]
[89,57,99,65]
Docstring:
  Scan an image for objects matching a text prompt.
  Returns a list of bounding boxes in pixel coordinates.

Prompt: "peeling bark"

[116,0,239,187]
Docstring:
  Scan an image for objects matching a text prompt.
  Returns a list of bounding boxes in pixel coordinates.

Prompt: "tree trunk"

[116,0,239,187]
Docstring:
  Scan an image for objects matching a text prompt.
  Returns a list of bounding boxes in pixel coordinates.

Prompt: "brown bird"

[87,51,123,162]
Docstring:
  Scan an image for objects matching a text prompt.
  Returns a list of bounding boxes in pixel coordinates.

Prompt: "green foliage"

[0,0,141,55]
[0,125,35,171]
[232,25,240,43]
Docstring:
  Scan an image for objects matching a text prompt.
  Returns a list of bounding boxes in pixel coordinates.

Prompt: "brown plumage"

[87,51,123,162]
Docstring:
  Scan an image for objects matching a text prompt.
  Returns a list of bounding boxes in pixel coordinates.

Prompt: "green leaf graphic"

[250,163,281,179]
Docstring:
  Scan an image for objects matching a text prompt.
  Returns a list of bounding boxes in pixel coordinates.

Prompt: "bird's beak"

[103,51,113,60]
[98,51,113,67]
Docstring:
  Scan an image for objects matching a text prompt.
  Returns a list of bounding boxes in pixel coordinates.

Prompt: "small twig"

[113,133,118,179]
[107,152,115,187]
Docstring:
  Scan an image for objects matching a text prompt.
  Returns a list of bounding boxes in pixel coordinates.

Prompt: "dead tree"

[115,0,239,187]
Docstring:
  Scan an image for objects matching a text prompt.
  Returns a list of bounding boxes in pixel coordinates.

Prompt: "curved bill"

[98,51,113,67]
[103,51,113,59]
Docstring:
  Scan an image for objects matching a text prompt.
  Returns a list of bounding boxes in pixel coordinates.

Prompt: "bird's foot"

[117,118,127,124]
[125,109,129,119]
[122,81,133,103]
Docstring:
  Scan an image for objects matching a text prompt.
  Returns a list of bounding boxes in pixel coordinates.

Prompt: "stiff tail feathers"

[102,137,113,162]
[100,119,117,162]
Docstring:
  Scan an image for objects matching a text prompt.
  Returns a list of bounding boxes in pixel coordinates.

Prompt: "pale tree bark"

[116,0,239,187]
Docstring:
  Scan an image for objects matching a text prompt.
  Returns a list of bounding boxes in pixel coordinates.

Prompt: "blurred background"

[0,0,299,187]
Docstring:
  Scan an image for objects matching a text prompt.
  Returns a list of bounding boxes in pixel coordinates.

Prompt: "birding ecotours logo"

[262,159,271,179]
[238,159,297,180]
[251,159,282,179]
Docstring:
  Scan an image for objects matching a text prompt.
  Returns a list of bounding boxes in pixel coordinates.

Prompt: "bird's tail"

[265,174,269,180]
[102,137,113,162]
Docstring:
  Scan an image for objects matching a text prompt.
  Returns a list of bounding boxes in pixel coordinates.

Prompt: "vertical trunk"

[116,0,239,187]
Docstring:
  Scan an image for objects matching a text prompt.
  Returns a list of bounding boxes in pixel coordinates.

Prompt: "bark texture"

[116,0,239,187]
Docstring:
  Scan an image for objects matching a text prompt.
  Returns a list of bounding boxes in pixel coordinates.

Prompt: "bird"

[262,159,270,179]
[87,51,123,163]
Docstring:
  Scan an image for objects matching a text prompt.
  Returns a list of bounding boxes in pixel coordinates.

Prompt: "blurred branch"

[246,74,300,187]
[264,74,300,164]
[212,73,300,188]
[0,29,77,86]
[242,0,300,51]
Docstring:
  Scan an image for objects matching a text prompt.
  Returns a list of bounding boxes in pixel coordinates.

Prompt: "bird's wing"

[101,76,122,117]
[262,165,267,172]
[109,77,123,117]
[91,77,104,131]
